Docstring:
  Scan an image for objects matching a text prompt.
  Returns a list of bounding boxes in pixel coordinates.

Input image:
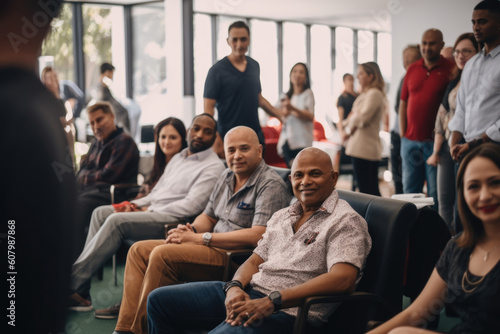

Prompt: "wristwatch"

[268,290,282,313]
[203,232,212,246]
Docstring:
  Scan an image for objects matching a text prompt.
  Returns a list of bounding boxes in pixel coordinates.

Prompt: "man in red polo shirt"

[399,29,454,209]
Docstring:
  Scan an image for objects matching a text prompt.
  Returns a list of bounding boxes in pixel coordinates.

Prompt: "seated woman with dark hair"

[135,117,187,199]
[368,143,500,334]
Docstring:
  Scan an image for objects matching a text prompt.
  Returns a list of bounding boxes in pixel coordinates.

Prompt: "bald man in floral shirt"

[147,147,371,333]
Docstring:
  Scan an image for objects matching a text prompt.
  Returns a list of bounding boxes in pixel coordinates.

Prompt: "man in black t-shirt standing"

[203,21,280,157]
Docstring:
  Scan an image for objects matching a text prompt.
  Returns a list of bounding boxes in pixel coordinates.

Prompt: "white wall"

[389,0,480,125]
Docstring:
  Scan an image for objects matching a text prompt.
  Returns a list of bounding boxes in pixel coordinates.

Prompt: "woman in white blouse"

[277,62,315,167]
[344,62,386,196]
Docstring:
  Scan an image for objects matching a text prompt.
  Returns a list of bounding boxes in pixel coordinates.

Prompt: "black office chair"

[293,190,418,334]
[179,190,417,334]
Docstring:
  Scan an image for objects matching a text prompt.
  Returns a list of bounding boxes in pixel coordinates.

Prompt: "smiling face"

[224,126,262,179]
[227,27,250,58]
[463,156,500,225]
[158,124,183,160]
[290,148,338,211]
[453,38,478,70]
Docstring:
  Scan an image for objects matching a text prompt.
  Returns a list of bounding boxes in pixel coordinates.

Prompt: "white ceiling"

[194,0,391,31]
[65,0,392,31]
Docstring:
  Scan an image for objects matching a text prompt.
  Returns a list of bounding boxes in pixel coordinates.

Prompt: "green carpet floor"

[65,260,461,333]
[65,260,124,334]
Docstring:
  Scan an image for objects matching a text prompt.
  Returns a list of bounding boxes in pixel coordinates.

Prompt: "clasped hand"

[225,288,275,327]
[165,223,198,244]
[450,143,469,162]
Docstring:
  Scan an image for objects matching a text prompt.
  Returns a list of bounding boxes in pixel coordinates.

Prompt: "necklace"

[461,269,486,293]
[476,242,500,262]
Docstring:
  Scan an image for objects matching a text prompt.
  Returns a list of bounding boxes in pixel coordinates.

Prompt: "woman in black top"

[368,143,500,334]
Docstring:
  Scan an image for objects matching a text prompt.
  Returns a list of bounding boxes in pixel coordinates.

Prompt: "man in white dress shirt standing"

[449,0,500,160]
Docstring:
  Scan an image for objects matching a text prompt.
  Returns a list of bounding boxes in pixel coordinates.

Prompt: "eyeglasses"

[452,49,476,57]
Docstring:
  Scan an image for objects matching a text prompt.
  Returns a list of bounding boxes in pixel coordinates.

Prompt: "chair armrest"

[223,249,254,281]
[293,292,396,334]
[110,183,141,204]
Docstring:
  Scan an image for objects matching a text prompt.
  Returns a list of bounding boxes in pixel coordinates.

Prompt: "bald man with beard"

[147,148,371,334]
[110,126,291,334]
[399,29,454,209]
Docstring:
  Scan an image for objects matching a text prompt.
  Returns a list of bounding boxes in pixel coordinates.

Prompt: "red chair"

[313,120,327,141]
[261,126,287,168]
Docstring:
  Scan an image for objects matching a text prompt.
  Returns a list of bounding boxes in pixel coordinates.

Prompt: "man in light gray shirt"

[449,0,500,160]
[110,126,291,334]
[69,113,225,311]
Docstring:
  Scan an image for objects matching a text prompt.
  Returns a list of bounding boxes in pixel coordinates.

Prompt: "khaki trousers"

[115,240,227,334]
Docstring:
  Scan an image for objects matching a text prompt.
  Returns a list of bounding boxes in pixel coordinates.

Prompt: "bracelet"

[223,280,243,295]
[191,226,197,233]
[468,138,484,151]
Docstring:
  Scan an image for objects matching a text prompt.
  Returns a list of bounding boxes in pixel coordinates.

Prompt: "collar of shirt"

[178,146,216,161]
[418,55,450,71]
[98,127,123,145]
[288,189,338,217]
[223,159,266,193]
[480,43,500,58]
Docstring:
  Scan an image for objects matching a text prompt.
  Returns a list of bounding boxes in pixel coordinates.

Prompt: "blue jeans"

[147,281,295,334]
[401,137,438,210]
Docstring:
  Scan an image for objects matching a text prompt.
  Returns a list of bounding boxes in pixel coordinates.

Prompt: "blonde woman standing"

[344,62,386,196]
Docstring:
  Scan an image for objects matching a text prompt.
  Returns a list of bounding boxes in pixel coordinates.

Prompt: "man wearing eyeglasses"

[449,0,500,161]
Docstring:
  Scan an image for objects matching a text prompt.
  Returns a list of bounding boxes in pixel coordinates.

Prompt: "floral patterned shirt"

[251,190,372,325]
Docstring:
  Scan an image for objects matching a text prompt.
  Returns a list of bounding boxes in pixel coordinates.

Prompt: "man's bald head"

[423,29,444,41]
[421,28,445,64]
[224,126,262,178]
[292,148,333,172]
[290,148,338,210]
[225,126,260,147]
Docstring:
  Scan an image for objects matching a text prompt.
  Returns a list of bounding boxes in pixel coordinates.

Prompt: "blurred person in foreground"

[0,0,76,333]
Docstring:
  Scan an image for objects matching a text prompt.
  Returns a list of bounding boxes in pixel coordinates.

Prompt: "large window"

[251,19,279,124]
[82,4,125,99]
[332,27,354,123]
[357,30,375,64]
[377,32,392,83]
[132,3,167,125]
[311,25,334,134]
[41,4,390,134]
[282,22,307,91]
[194,13,213,115]
[41,4,74,82]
